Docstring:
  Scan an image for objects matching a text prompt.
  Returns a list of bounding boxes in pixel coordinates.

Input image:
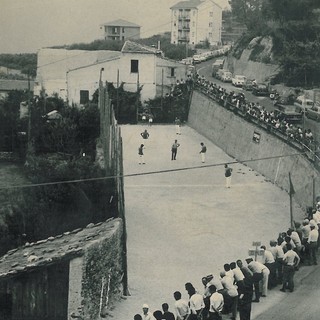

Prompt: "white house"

[34,41,187,105]
[170,0,222,46]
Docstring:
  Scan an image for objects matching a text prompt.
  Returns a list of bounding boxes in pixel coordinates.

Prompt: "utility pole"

[161,68,164,112]
[136,72,139,123]
[27,72,32,151]
[116,69,119,121]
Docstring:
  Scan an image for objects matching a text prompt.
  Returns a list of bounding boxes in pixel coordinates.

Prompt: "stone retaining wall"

[188,90,320,211]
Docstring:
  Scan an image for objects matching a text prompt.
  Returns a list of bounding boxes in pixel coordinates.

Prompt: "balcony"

[178,25,190,30]
[178,15,190,20]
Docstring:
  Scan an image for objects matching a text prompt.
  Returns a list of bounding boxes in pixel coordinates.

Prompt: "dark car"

[274,97,303,124]
[243,79,254,91]
[306,105,320,121]
[252,83,269,96]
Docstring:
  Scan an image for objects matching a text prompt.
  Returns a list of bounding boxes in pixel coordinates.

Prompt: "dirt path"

[111,124,303,319]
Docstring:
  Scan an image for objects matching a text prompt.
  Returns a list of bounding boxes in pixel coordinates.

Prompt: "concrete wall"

[225,49,279,82]
[188,90,320,210]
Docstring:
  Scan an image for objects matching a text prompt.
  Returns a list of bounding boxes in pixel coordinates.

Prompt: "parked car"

[294,96,314,112]
[220,70,232,82]
[274,96,302,124]
[305,105,320,121]
[243,79,255,91]
[193,55,202,64]
[232,75,246,87]
[252,83,269,96]
[211,59,224,77]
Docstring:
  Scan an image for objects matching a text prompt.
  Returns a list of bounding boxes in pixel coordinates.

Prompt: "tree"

[228,0,266,30]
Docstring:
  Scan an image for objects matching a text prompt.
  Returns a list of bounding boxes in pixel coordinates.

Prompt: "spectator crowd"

[133,202,320,320]
[194,74,317,157]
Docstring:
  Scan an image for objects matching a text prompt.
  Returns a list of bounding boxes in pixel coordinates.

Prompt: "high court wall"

[188,90,320,212]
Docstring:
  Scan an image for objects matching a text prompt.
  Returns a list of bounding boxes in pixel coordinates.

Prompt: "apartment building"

[100,19,140,41]
[170,0,222,46]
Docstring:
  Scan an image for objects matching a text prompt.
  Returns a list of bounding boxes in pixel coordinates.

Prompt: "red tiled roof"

[101,19,140,28]
[121,40,160,54]
[170,0,202,9]
[0,218,121,279]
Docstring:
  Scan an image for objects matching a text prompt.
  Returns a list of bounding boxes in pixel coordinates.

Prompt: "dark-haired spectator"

[238,274,254,320]
[223,263,234,281]
[188,286,205,319]
[173,291,189,320]
[208,285,224,320]
[230,261,245,292]
[220,271,238,320]
[301,219,311,262]
[153,310,163,320]
[260,245,276,289]
[308,221,319,265]
[134,314,143,320]
[245,258,263,302]
[280,243,300,292]
[162,303,175,320]
[269,240,284,284]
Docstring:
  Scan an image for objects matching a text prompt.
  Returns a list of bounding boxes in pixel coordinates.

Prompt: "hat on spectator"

[206,274,214,281]
[245,257,253,262]
[142,304,149,309]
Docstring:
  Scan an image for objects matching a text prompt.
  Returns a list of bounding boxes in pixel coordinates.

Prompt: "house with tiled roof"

[100,19,140,41]
[0,218,124,320]
[170,0,222,46]
[0,80,34,99]
[34,41,187,105]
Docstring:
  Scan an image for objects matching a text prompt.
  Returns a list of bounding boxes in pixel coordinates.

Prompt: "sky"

[0,0,229,54]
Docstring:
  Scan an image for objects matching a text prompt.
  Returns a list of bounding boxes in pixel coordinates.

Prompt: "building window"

[80,90,89,104]
[122,36,125,40]
[113,27,118,33]
[210,12,213,17]
[122,27,125,33]
[170,67,175,77]
[131,60,139,73]
[209,22,213,27]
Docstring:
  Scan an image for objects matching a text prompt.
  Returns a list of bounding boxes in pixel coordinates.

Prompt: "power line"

[0,151,307,191]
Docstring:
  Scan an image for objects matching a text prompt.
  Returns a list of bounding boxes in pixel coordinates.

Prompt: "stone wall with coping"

[68,219,124,320]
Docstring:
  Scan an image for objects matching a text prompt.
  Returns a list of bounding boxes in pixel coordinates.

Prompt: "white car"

[193,55,202,64]
[232,75,247,87]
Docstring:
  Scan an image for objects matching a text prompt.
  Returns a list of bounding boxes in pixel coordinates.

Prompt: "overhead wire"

[0,150,307,191]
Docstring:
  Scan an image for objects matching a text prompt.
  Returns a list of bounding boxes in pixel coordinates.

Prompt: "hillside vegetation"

[229,0,320,87]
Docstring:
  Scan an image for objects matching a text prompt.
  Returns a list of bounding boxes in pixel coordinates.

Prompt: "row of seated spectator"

[134,202,320,320]
[194,74,317,158]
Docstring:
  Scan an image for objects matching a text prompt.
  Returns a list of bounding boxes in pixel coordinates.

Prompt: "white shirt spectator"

[262,250,275,264]
[221,275,238,297]
[232,267,245,282]
[308,228,319,243]
[174,299,190,320]
[248,260,265,273]
[270,245,284,259]
[301,224,311,240]
[189,293,204,314]
[283,249,300,266]
[209,292,224,313]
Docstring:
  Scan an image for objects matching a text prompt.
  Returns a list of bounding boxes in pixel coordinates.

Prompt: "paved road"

[111,124,305,319]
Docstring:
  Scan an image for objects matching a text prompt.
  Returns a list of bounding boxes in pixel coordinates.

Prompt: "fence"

[99,84,129,296]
